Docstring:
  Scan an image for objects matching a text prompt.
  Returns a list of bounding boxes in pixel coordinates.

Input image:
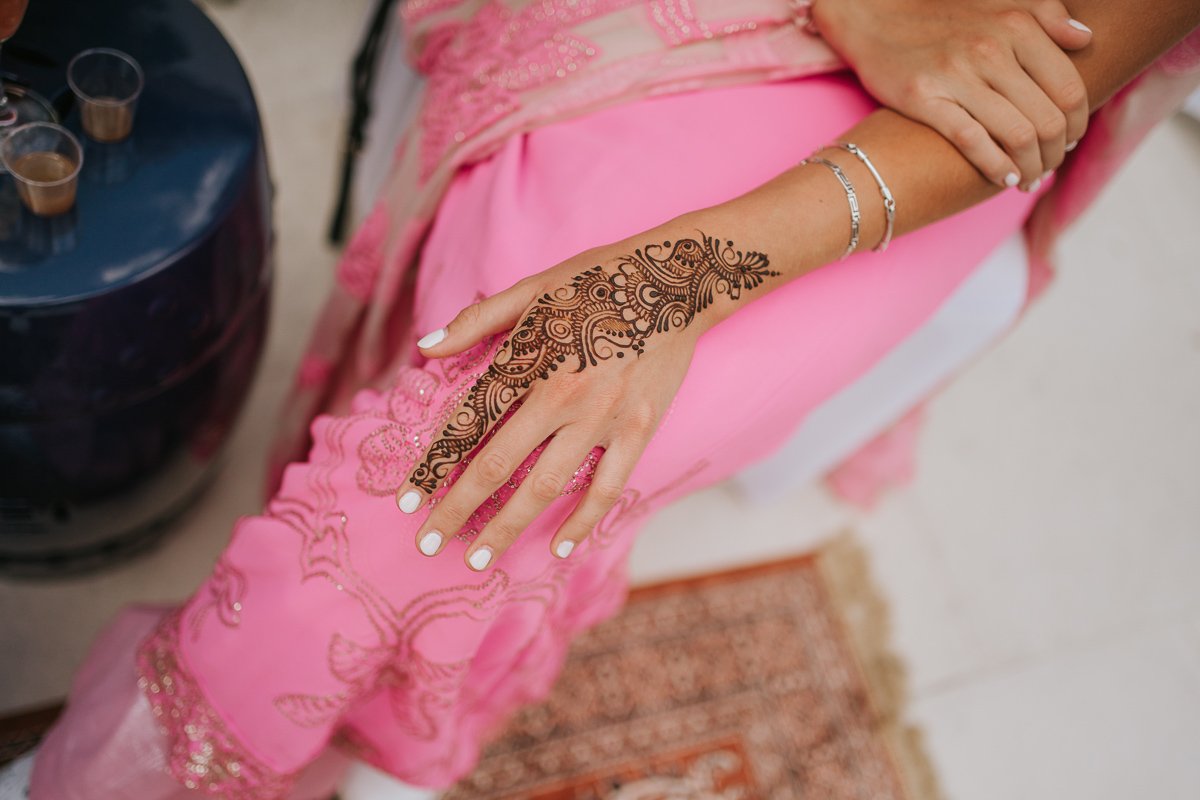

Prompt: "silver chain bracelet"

[800,156,860,260]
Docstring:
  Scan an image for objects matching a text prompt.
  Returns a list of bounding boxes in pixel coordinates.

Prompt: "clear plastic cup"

[0,121,83,216]
[67,48,144,143]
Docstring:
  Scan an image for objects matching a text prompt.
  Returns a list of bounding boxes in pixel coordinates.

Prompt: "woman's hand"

[810,0,1094,190]
[395,229,777,571]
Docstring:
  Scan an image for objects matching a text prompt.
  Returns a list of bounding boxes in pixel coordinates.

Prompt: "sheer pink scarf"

[268,0,1200,494]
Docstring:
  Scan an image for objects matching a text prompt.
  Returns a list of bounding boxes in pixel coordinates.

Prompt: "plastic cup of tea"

[67,48,144,143]
[0,122,83,216]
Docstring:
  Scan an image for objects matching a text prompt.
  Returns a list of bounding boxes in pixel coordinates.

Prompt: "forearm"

[666,0,1200,331]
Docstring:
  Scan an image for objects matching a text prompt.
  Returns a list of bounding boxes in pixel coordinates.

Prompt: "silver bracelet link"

[836,141,897,252]
[800,155,860,261]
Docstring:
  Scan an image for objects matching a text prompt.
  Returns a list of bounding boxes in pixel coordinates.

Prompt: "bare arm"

[691,0,1200,290]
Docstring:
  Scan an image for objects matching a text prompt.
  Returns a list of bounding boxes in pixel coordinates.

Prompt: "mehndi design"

[408,232,776,492]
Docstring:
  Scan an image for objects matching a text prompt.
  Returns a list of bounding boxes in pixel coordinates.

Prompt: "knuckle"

[454,301,484,329]
[1036,112,1066,142]
[1057,80,1089,113]
[591,385,624,416]
[484,520,521,546]
[899,74,937,105]
[946,121,983,151]
[475,450,512,484]
[1003,121,1038,150]
[511,275,540,293]
[430,497,469,525]
[529,471,564,502]
[546,370,587,400]
[591,481,625,507]
[995,8,1033,34]
[965,34,1004,63]
[623,402,658,437]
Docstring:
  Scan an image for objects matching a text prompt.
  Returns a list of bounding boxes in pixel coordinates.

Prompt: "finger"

[1012,33,1090,161]
[550,436,645,559]
[957,81,1046,189]
[1025,1,1093,51]
[984,57,1066,185]
[411,389,558,558]
[397,340,536,511]
[918,95,1022,188]
[462,424,599,570]
[416,277,536,357]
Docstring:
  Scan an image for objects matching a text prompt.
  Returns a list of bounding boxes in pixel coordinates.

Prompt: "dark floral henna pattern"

[408,232,777,492]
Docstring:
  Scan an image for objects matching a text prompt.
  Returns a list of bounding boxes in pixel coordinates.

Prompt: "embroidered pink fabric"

[273,0,1200,507]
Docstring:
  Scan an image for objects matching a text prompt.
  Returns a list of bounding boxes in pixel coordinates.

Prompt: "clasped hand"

[813,0,1093,190]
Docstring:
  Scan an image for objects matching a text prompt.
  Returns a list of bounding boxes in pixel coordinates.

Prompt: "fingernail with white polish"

[468,547,493,571]
[1067,18,1091,34]
[419,531,442,556]
[417,327,446,349]
[1065,139,1079,152]
[1003,172,1020,188]
[555,540,575,559]
[1026,178,1042,193]
[398,490,422,513]
[1041,170,1053,181]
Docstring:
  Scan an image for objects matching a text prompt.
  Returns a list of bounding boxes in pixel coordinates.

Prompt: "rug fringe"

[817,530,945,800]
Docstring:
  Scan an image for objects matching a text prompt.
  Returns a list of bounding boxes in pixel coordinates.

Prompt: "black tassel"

[327,0,401,244]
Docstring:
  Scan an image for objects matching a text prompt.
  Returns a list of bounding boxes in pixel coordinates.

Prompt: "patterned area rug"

[446,534,939,799]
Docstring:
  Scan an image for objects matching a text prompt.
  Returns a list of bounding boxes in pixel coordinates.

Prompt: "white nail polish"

[555,540,575,559]
[1041,170,1053,181]
[419,531,442,556]
[1026,178,1042,193]
[398,490,422,513]
[468,547,492,571]
[1065,139,1079,152]
[417,327,446,349]
[1067,18,1091,34]
[1003,172,1020,188]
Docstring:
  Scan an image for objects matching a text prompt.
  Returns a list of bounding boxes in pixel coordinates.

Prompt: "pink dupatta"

[268,0,1200,493]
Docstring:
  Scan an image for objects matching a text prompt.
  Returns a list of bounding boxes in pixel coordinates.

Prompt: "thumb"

[416,279,534,357]
[1031,3,1094,50]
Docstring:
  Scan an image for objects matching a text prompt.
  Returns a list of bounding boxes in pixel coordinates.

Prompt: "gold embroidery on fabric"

[187,558,248,640]
[137,611,297,798]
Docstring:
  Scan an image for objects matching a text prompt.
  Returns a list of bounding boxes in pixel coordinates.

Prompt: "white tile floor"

[2,2,1199,798]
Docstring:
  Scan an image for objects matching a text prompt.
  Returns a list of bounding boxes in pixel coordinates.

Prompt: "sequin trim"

[137,611,296,798]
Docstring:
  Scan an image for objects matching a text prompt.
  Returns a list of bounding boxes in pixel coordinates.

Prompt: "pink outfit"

[31,2,1200,797]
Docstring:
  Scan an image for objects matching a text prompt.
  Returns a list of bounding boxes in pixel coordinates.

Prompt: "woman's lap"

[414,73,1042,490]
[34,74,1043,798]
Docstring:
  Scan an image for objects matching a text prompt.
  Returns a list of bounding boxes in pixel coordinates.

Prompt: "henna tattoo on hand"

[408,232,777,493]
